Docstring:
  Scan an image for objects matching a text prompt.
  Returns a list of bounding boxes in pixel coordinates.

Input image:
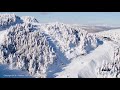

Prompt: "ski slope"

[55,29,120,78]
[1,25,120,78]
[1,14,120,78]
[55,41,114,78]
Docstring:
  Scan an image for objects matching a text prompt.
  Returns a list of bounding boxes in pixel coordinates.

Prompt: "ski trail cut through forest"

[42,33,70,78]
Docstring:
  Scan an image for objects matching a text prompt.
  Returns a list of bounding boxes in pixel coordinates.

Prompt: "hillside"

[0,14,120,78]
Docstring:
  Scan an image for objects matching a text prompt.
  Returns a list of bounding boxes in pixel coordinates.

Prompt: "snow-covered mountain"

[0,14,120,78]
[21,16,39,23]
[0,14,22,30]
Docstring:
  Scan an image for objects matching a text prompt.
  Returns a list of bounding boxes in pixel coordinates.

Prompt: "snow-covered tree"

[0,23,57,78]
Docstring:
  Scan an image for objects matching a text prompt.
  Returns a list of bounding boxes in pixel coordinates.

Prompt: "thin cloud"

[39,12,51,15]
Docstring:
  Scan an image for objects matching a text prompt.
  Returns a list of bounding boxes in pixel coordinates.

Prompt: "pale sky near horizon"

[1,12,120,26]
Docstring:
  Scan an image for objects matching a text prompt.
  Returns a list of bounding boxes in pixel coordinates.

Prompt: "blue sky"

[1,12,120,26]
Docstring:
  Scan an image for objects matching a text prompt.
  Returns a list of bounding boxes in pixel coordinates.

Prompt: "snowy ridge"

[0,14,120,78]
[0,14,100,78]
[40,22,99,54]
[0,14,22,30]
[21,16,39,23]
[76,29,120,78]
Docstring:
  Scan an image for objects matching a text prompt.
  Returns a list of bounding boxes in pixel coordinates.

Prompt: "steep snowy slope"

[0,14,101,78]
[0,14,120,78]
[56,29,120,78]
[55,37,115,78]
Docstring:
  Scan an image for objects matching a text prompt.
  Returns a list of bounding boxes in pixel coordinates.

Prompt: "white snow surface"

[0,64,32,78]
[55,29,120,78]
[0,14,120,78]
[55,41,114,78]
[0,30,8,44]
